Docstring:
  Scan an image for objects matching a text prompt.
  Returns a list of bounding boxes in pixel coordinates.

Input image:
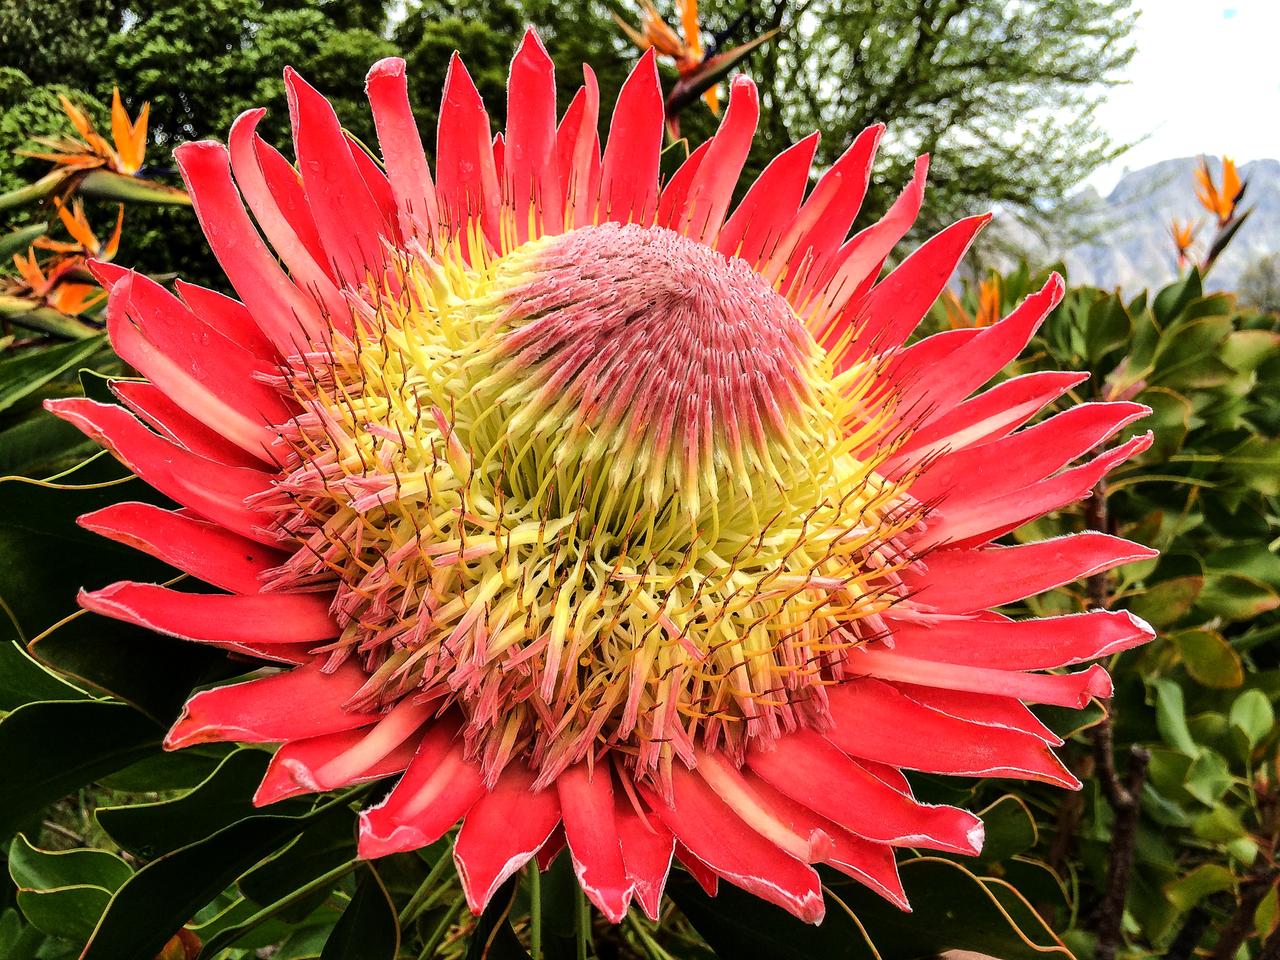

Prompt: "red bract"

[49,29,1155,926]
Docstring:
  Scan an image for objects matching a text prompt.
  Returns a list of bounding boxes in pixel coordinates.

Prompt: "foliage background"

[3,2,1280,959]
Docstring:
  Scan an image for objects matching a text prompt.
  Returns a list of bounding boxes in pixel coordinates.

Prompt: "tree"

[1240,252,1280,314]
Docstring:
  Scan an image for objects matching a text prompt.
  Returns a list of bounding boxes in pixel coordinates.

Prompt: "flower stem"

[399,850,456,928]
[528,863,542,960]
[417,896,465,960]
[575,887,590,960]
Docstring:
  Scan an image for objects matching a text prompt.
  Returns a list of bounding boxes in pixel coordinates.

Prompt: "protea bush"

[38,30,1160,927]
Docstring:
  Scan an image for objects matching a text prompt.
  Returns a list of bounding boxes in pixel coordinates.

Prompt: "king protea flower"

[47,31,1156,925]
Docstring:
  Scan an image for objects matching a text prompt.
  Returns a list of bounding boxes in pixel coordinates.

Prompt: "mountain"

[1058,157,1280,292]
[986,157,1279,293]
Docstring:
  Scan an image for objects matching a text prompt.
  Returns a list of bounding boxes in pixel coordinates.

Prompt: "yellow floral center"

[263,223,920,789]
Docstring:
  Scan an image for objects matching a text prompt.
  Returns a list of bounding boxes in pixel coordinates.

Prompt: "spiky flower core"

[262,222,921,790]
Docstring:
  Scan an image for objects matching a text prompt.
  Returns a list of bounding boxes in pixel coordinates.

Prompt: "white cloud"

[1089,0,1280,192]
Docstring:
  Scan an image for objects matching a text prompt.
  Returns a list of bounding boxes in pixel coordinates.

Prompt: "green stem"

[626,915,676,960]
[214,858,359,949]
[528,863,542,960]
[398,851,456,927]
[575,887,590,960]
[417,896,465,960]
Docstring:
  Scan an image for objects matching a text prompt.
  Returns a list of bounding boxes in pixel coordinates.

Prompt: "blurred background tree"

[1241,253,1280,313]
[2,0,1135,252]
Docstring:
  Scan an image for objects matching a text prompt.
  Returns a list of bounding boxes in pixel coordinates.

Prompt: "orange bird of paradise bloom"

[22,89,150,176]
[1194,155,1242,226]
[617,0,721,114]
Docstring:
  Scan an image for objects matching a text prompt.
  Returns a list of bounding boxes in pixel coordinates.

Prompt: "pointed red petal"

[347,132,399,233]
[889,683,1063,746]
[886,608,1155,671]
[749,730,984,854]
[44,398,275,544]
[913,402,1150,505]
[812,154,929,327]
[254,725,418,805]
[436,54,501,249]
[775,123,883,295]
[599,49,662,225]
[505,29,561,242]
[615,790,674,921]
[905,532,1157,612]
[111,380,265,469]
[641,763,825,923]
[103,271,290,462]
[174,140,325,352]
[825,678,1081,787]
[894,273,1065,415]
[454,763,561,913]
[173,279,275,361]
[718,131,820,266]
[656,139,712,229]
[850,646,1113,710]
[932,432,1153,547]
[674,843,718,896]
[78,501,286,594]
[227,109,347,322]
[680,75,758,243]
[366,57,439,240]
[79,581,336,647]
[857,214,990,352]
[892,370,1088,463]
[166,659,378,749]
[358,718,486,858]
[707,762,909,911]
[284,68,390,287]
[251,135,334,275]
[557,764,632,922]
[555,67,600,230]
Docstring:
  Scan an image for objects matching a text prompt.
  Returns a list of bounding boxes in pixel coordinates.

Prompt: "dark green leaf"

[0,337,106,415]
[671,858,1068,960]
[96,748,286,857]
[320,864,400,960]
[82,796,351,960]
[0,699,159,839]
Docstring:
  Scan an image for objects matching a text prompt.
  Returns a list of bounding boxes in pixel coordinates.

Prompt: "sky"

[1088,0,1280,193]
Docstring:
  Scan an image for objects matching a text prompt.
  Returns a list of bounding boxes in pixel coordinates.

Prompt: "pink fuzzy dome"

[50,27,1156,927]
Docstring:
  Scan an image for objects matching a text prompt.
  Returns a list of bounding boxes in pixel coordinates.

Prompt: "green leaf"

[0,639,83,710]
[0,337,106,415]
[238,809,358,918]
[320,865,400,960]
[96,748,284,857]
[1229,689,1275,747]
[671,857,1068,960]
[0,465,172,645]
[977,795,1039,863]
[30,610,237,723]
[1196,573,1280,622]
[81,795,352,960]
[1164,863,1234,912]
[1128,576,1202,628]
[0,907,50,960]
[0,411,100,479]
[1152,271,1202,325]
[8,835,131,945]
[1152,678,1198,756]
[78,169,191,206]
[1184,749,1233,806]
[1170,628,1243,688]
[1222,329,1280,373]
[1191,803,1247,843]
[0,699,160,839]
[0,223,50,262]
